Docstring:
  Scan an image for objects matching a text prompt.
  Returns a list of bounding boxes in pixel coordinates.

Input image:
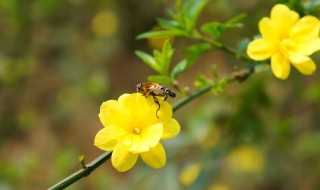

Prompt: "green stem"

[48,152,112,190]
[47,63,256,189]
[172,83,212,112]
[191,31,252,62]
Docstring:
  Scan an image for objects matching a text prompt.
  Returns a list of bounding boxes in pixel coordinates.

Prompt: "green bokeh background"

[1,0,320,189]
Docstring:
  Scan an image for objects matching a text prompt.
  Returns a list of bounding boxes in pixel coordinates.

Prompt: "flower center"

[133,127,141,134]
[278,39,295,58]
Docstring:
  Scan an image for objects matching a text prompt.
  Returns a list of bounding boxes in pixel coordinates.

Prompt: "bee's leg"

[164,95,168,101]
[152,95,160,118]
[143,91,151,97]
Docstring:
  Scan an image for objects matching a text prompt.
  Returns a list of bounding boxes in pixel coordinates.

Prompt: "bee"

[136,82,176,118]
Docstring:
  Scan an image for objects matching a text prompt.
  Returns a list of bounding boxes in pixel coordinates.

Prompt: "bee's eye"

[136,83,142,90]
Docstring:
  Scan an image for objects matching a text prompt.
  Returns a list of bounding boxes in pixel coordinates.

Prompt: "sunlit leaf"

[171,59,188,80]
[183,0,210,31]
[194,74,212,88]
[211,79,226,95]
[161,40,174,74]
[135,50,162,73]
[201,21,224,40]
[201,13,245,40]
[226,13,246,25]
[157,18,180,29]
[136,29,187,39]
[183,43,212,62]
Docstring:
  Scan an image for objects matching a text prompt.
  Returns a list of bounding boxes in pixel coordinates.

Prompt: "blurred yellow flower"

[247,4,320,79]
[208,184,230,190]
[147,25,174,49]
[91,10,118,38]
[227,145,264,173]
[94,93,180,172]
[179,162,203,186]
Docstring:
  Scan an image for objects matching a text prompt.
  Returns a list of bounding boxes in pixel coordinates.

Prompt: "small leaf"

[201,13,246,40]
[194,74,212,88]
[211,65,218,78]
[78,155,85,169]
[184,0,210,31]
[183,43,212,63]
[161,40,174,74]
[171,59,188,80]
[136,29,187,39]
[157,18,180,29]
[201,21,224,40]
[148,75,172,84]
[211,79,226,95]
[226,13,247,25]
[236,38,250,54]
[135,51,162,73]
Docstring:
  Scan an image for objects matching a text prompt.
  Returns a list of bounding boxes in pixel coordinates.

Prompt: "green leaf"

[304,0,320,14]
[152,40,174,75]
[236,38,250,54]
[157,18,180,29]
[211,65,218,78]
[226,13,246,25]
[148,75,172,84]
[201,13,246,40]
[161,40,174,74]
[194,74,212,88]
[201,21,224,40]
[183,0,210,31]
[136,29,187,39]
[78,155,85,168]
[135,50,162,73]
[211,79,226,95]
[183,43,212,63]
[171,59,188,80]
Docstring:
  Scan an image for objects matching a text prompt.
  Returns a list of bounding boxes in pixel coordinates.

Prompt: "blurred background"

[1,0,320,189]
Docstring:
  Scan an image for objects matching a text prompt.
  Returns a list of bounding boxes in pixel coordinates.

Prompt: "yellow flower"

[247,4,320,79]
[94,93,180,172]
[179,162,203,186]
[227,145,264,173]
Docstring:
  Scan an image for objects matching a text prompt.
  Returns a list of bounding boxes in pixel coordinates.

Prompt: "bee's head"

[136,83,143,92]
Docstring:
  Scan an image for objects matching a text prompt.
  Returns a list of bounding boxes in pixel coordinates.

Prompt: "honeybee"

[136,82,176,118]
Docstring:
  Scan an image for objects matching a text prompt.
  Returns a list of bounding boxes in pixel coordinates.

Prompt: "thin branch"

[48,151,112,190]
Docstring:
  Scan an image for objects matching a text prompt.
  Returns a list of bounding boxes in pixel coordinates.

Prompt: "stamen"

[133,127,141,134]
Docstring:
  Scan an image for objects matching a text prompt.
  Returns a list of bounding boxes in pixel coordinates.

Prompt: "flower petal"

[271,53,290,79]
[141,143,166,169]
[290,16,320,55]
[126,135,150,153]
[119,93,158,127]
[295,38,320,56]
[141,123,163,147]
[94,127,117,151]
[162,118,180,139]
[247,39,275,60]
[289,54,316,75]
[99,100,128,128]
[270,4,299,38]
[112,143,139,172]
[259,17,278,42]
[119,93,148,120]
[290,16,320,44]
